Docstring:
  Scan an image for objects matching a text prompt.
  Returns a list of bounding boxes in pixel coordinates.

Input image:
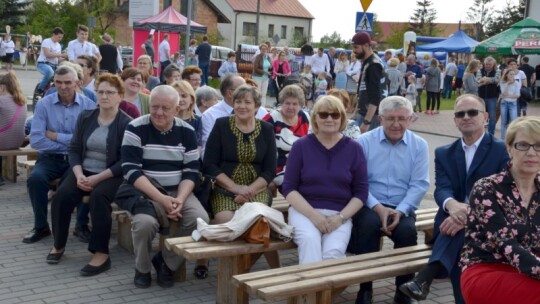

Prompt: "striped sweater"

[121,115,199,187]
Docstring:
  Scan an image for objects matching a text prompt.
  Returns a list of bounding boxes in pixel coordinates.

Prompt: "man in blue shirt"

[195,36,212,86]
[23,65,96,243]
[349,96,430,304]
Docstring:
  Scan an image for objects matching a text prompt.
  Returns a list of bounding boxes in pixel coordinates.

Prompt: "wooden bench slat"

[232,244,431,286]
[242,250,432,295]
[257,258,429,301]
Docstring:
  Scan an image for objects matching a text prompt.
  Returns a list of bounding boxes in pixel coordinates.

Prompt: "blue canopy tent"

[416,30,479,53]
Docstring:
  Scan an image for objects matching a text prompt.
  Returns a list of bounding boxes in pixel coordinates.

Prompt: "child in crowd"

[316,71,328,96]
[405,74,419,112]
[172,52,185,70]
[300,64,313,106]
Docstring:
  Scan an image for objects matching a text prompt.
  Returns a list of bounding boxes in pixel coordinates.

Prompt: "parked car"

[210,45,234,78]
[119,46,133,68]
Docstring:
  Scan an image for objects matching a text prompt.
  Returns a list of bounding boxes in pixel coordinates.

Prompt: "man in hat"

[98,34,123,74]
[352,32,386,133]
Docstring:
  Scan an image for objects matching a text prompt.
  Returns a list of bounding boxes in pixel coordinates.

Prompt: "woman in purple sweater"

[282,95,368,264]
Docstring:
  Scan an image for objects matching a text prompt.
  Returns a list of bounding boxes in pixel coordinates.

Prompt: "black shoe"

[194,264,209,279]
[73,225,91,243]
[22,226,51,243]
[394,289,420,304]
[355,289,373,304]
[399,279,430,301]
[134,269,151,288]
[46,249,64,264]
[152,251,174,288]
[80,257,111,276]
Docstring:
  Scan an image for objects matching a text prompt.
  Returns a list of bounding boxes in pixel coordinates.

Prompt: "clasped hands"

[76,174,100,192]
[157,194,184,221]
[310,213,343,234]
[233,185,256,204]
[440,202,469,236]
[374,205,402,236]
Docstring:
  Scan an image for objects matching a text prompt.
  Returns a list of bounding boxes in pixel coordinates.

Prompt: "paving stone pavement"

[2,98,538,303]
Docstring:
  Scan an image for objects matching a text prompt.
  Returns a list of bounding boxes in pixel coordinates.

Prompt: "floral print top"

[460,168,540,279]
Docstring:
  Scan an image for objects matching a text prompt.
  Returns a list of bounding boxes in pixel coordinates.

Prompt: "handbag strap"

[0,105,22,133]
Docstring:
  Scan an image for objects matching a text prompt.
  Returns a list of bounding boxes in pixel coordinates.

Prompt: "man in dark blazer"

[399,94,509,304]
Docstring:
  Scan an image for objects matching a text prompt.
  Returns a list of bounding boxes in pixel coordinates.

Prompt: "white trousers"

[288,207,352,265]
[252,76,269,106]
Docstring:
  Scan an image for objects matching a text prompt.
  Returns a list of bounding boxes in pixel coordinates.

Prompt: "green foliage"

[484,0,525,38]
[384,23,409,49]
[317,31,346,49]
[0,0,31,32]
[290,31,308,48]
[466,0,493,41]
[79,0,118,37]
[20,0,88,44]
[409,0,439,36]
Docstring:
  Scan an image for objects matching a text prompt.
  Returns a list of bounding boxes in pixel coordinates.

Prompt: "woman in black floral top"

[460,116,540,304]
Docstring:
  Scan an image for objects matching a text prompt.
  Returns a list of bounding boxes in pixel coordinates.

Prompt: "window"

[243,22,256,36]
[281,25,287,39]
[268,24,274,38]
[294,27,304,38]
[163,0,172,8]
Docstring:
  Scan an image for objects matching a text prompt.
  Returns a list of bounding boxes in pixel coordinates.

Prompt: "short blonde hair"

[505,116,540,147]
[388,58,399,67]
[310,95,347,133]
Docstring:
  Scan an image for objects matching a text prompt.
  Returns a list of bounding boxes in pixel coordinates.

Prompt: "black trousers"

[348,206,418,288]
[51,170,123,254]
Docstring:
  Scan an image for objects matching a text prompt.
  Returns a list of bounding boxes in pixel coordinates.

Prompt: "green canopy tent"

[473,17,540,55]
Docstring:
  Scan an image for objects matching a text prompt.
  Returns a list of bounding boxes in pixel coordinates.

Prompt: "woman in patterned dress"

[203,85,277,224]
[263,84,310,194]
[460,116,540,303]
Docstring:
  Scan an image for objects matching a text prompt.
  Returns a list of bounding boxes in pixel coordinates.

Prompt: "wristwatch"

[362,119,371,125]
[338,213,347,224]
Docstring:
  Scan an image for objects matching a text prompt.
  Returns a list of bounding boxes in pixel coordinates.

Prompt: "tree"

[20,0,88,43]
[484,0,525,38]
[317,31,346,49]
[0,0,31,32]
[466,0,493,41]
[384,23,410,49]
[409,0,438,36]
[78,0,118,39]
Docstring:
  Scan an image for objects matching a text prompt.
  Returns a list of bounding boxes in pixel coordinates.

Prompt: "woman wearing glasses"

[460,116,540,304]
[77,55,99,93]
[47,73,132,276]
[282,95,368,264]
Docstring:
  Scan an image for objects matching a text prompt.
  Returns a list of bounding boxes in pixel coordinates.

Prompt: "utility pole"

[255,0,260,45]
[184,0,193,58]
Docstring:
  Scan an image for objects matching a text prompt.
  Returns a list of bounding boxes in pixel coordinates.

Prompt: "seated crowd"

[5,50,539,304]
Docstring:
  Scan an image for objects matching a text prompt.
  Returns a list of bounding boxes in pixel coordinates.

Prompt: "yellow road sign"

[360,0,373,12]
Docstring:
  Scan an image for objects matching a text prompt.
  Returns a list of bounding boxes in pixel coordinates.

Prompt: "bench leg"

[2,156,17,183]
[216,254,252,304]
[117,219,134,253]
[287,290,332,304]
[424,228,434,244]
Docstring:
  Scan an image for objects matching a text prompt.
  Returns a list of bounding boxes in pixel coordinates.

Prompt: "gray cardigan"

[425,66,441,93]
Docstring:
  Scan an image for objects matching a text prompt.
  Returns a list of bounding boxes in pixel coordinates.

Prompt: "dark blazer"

[69,108,132,177]
[433,132,509,238]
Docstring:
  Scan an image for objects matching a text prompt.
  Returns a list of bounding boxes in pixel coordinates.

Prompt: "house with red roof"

[210,0,314,48]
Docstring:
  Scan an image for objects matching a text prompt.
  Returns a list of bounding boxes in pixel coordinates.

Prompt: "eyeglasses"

[78,63,87,68]
[189,78,201,82]
[318,112,340,120]
[382,116,410,124]
[454,109,484,118]
[513,142,540,152]
[96,90,118,97]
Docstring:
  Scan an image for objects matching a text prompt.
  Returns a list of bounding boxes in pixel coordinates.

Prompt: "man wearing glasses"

[399,94,509,303]
[349,95,429,304]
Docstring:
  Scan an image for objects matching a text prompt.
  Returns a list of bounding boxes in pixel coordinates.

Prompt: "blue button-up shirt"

[357,127,430,216]
[30,92,96,153]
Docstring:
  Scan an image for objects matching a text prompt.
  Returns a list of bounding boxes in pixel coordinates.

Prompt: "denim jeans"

[199,62,209,86]
[27,154,70,229]
[36,63,55,91]
[484,97,498,135]
[500,100,517,140]
[443,75,453,99]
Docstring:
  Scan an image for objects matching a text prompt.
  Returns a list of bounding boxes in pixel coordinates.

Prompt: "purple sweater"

[282,134,368,211]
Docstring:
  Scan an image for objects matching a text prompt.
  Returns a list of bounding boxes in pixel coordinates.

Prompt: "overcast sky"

[298,0,520,41]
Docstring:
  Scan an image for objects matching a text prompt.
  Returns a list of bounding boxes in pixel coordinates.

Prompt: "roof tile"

[226,0,314,19]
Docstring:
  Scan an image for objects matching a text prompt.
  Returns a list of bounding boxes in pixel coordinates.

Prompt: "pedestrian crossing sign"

[355,12,373,34]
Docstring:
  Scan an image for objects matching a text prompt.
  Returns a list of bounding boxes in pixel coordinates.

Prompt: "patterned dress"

[208,116,276,213]
[460,168,540,279]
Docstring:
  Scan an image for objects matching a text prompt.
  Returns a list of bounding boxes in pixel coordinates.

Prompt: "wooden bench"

[232,244,432,304]
[165,236,297,303]
[0,148,38,182]
[164,206,437,304]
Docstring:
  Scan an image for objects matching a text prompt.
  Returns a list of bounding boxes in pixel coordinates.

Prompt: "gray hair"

[196,86,222,107]
[150,85,180,105]
[484,56,496,65]
[379,96,413,116]
[54,65,78,80]
[59,61,83,81]
[233,85,262,108]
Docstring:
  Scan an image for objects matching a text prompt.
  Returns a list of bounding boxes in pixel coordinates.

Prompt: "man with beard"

[352,32,386,133]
